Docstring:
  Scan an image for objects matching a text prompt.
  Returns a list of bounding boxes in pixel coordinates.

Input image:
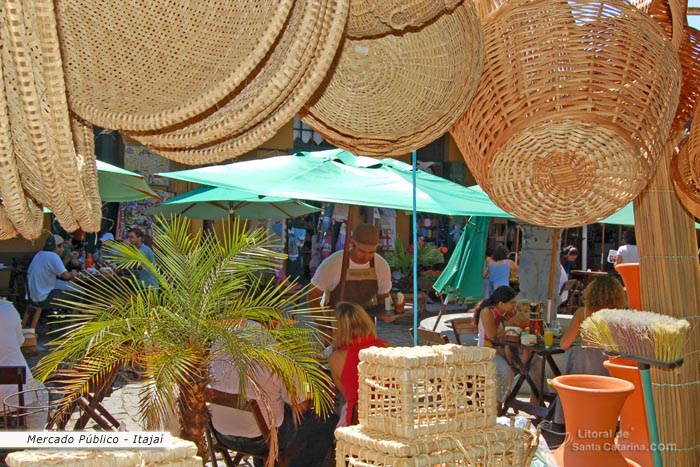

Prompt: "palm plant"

[35,216,333,459]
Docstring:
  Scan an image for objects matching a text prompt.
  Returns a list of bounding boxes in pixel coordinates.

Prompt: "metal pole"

[412,151,418,347]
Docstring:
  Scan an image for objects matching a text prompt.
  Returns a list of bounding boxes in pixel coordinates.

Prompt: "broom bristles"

[581,309,690,363]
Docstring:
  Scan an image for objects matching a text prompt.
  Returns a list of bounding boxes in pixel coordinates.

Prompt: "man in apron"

[308,223,392,312]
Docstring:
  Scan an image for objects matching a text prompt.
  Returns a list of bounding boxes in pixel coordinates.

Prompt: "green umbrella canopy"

[599,202,699,228]
[96,160,160,202]
[433,216,491,301]
[143,185,321,220]
[159,149,511,217]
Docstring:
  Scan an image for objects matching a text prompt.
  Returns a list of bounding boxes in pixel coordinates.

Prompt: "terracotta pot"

[614,263,642,310]
[604,357,653,467]
[552,374,641,467]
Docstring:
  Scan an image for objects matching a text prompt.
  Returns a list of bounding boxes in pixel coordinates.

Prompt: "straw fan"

[300,2,483,155]
[345,0,462,38]
[450,0,681,228]
[127,0,349,165]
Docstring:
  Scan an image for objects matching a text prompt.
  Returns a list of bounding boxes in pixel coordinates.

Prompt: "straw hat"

[346,0,462,38]
[128,0,346,154]
[56,0,294,132]
[300,2,483,156]
[143,0,349,164]
[450,0,681,228]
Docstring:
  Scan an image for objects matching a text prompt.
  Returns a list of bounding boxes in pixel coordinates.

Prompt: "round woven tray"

[56,0,294,132]
[346,0,462,38]
[450,0,681,228]
[128,0,334,150]
[300,2,483,156]
[146,0,349,165]
[671,137,700,218]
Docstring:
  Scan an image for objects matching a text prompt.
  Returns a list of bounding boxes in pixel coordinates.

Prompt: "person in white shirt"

[615,229,639,264]
[27,234,78,307]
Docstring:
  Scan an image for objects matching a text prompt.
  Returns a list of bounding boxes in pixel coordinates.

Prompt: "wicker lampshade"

[346,0,462,38]
[451,0,681,228]
[141,0,349,165]
[56,0,294,132]
[128,0,347,156]
[300,2,483,156]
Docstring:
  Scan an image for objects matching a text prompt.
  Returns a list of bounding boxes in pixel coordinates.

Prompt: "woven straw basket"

[141,0,349,165]
[301,2,483,156]
[692,102,700,185]
[671,139,700,218]
[128,0,346,157]
[56,0,294,132]
[1,0,101,239]
[346,0,462,38]
[451,0,681,228]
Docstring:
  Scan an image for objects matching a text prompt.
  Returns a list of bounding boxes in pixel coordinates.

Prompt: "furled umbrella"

[143,185,321,220]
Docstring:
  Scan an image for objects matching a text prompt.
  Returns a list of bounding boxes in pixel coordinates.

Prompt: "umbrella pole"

[600,222,606,271]
[412,151,419,346]
[546,228,560,325]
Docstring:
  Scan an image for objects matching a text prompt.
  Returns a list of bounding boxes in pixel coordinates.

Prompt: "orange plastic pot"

[604,357,652,467]
[552,374,641,467]
[614,263,642,310]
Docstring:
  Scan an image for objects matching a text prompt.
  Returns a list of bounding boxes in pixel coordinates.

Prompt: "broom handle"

[639,363,663,467]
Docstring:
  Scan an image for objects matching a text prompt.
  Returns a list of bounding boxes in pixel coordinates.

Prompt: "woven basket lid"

[671,138,700,218]
[142,0,349,165]
[346,0,462,38]
[300,2,483,156]
[56,0,294,132]
[127,0,339,151]
[450,0,681,228]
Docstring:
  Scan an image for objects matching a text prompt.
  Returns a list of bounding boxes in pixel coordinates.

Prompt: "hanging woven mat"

[450,0,681,228]
[128,0,334,152]
[1,0,101,239]
[300,2,483,156]
[671,137,700,218]
[146,0,349,165]
[346,0,462,38]
[56,0,294,132]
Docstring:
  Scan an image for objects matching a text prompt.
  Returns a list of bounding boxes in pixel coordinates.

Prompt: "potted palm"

[384,238,445,291]
[34,216,333,460]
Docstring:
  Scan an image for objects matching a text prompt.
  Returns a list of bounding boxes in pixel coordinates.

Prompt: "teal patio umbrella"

[143,185,320,220]
[433,216,491,302]
[96,160,160,202]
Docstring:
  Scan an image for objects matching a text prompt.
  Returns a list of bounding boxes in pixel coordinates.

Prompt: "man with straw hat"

[308,223,392,311]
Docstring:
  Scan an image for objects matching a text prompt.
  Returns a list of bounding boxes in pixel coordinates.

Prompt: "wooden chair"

[205,387,297,467]
[448,317,479,346]
[409,327,450,345]
[0,366,27,429]
[558,279,583,315]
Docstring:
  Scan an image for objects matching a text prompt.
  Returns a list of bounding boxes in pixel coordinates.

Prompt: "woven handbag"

[56,0,294,132]
[450,0,681,228]
[300,2,483,156]
[346,0,462,38]
[128,0,343,155]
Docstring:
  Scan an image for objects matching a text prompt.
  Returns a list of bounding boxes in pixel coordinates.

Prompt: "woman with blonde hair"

[328,301,387,426]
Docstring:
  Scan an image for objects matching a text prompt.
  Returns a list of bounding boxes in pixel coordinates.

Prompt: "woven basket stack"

[335,344,535,466]
[299,0,484,156]
[450,0,682,228]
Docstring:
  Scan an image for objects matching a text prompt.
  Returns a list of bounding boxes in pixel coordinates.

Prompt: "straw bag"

[450,0,681,228]
[346,0,462,38]
[127,0,347,162]
[300,2,483,156]
[56,0,294,132]
[138,0,349,165]
[1,0,101,239]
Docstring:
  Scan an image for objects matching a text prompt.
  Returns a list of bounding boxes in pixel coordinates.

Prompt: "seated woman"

[328,302,387,427]
[554,276,628,424]
[473,285,517,409]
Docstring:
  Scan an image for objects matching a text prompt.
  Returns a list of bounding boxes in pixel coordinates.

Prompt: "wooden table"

[490,338,565,420]
[569,269,608,288]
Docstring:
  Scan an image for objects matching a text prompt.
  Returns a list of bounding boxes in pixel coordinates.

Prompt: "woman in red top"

[328,301,387,426]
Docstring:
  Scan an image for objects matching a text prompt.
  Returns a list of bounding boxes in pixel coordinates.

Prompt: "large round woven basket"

[300,2,483,156]
[144,0,349,165]
[56,0,294,132]
[450,0,681,228]
[671,137,700,218]
[128,0,342,152]
[346,0,462,38]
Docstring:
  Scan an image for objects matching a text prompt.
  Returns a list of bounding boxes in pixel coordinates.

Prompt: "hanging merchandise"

[309,234,322,274]
[335,222,347,252]
[287,228,299,261]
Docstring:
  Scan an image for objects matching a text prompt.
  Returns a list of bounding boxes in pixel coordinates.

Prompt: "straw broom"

[581,309,691,467]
